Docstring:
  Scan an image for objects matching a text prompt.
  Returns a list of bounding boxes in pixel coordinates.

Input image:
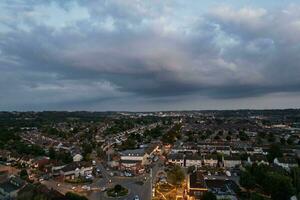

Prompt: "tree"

[167,165,185,185]
[268,133,275,142]
[240,171,255,189]
[56,151,72,164]
[96,146,105,159]
[65,192,88,200]
[48,147,56,160]
[114,184,122,193]
[263,172,295,200]
[267,143,282,162]
[239,131,249,141]
[280,137,286,145]
[187,166,196,174]
[291,167,300,195]
[214,135,220,140]
[252,164,269,185]
[226,135,231,141]
[287,137,294,145]
[119,137,137,150]
[240,153,249,161]
[20,169,28,180]
[251,193,267,200]
[202,192,217,200]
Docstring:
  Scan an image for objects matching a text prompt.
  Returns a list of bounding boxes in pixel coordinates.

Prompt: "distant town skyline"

[1,0,300,111]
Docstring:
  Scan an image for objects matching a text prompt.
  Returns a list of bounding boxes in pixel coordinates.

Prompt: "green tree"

[251,193,267,200]
[291,167,300,194]
[187,166,196,174]
[96,146,105,159]
[252,164,269,185]
[65,192,88,200]
[268,133,275,142]
[267,143,282,162]
[240,171,256,189]
[280,138,286,145]
[226,135,231,141]
[20,169,28,180]
[239,131,249,141]
[167,165,185,185]
[202,192,217,200]
[287,137,294,145]
[114,184,122,193]
[263,172,295,200]
[48,147,56,160]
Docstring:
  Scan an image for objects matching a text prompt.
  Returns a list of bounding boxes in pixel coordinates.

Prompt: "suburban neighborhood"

[0,110,299,200]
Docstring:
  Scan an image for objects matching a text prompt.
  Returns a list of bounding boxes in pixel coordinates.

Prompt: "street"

[41,156,165,200]
[88,162,153,200]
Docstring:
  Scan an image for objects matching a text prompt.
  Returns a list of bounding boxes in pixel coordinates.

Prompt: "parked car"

[124,172,133,177]
[225,171,231,177]
[82,185,91,191]
[100,187,107,192]
[86,174,94,180]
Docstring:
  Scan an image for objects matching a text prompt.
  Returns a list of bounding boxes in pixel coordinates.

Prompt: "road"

[88,162,153,200]
[88,176,151,200]
[42,179,77,194]
[42,157,165,200]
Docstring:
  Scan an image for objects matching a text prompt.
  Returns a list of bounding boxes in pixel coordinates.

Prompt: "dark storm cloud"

[0,1,300,110]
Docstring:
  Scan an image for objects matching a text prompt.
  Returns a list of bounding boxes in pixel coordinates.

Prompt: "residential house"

[187,171,208,200]
[223,155,241,168]
[185,154,202,168]
[32,156,50,169]
[119,148,149,165]
[246,155,269,166]
[205,179,238,200]
[0,176,25,200]
[203,155,218,167]
[167,153,184,167]
[215,146,231,155]
[119,149,149,174]
[53,162,93,180]
[72,154,83,162]
[146,143,161,157]
[274,157,298,170]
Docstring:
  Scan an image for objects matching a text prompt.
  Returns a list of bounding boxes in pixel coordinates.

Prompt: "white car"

[86,174,93,179]
[134,195,140,200]
[82,185,91,191]
[225,171,231,177]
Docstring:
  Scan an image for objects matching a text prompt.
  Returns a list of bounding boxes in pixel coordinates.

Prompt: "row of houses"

[168,153,243,168]
[0,175,25,200]
[171,143,269,156]
[52,161,93,180]
[167,152,298,170]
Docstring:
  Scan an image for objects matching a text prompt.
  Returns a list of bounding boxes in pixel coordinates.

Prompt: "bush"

[202,192,217,200]
[65,192,88,200]
[106,185,128,197]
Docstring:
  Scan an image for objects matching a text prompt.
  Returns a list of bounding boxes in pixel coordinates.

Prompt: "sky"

[1,0,300,111]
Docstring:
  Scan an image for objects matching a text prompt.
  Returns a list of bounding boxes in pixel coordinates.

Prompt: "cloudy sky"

[1,0,300,111]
